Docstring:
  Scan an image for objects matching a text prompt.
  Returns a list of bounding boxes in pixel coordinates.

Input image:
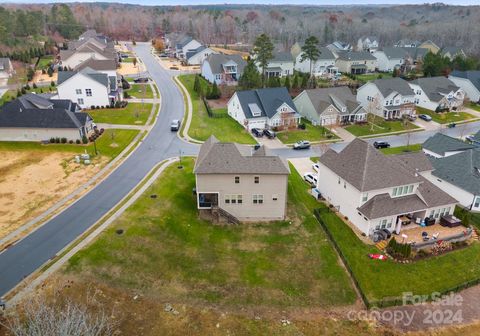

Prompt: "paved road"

[0,43,198,297]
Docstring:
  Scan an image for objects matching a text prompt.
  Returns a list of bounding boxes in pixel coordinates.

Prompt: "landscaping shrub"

[75,139,81,144]
[61,137,67,144]
[124,91,130,98]
[49,137,55,143]
[82,136,88,144]
[386,238,411,259]
[69,140,74,144]
[298,123,306,130]
[91,105,96,109]
[55,137,60,143]
[25,84,30,90]
[33,83,37,89]
[50,81,55,87]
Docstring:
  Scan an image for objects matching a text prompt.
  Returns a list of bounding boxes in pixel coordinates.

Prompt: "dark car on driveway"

[251,128,264,137]
[293,140,311,150]
[263,129,276,139]
[373,141,390,149]
[134,77,149,83]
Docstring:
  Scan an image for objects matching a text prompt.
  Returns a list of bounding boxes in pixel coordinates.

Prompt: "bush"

[55,137,60,143]
[76,139,81,144]
[69,140,74,144]
[61,137,67,144]
[33,83,37,89]
[49,137,55,143]
[50,81,55,87]
[41,69,46,74]
[96,106,100,109]
[386,238,411,259]
[82,136,88,144]
[123,91,130,99]
[25,84,30,90]
[91,105,96,109]
[298,123,306,130]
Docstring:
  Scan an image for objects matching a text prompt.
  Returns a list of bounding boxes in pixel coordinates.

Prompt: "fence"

[313,207,480,309]
[203,97,226,118]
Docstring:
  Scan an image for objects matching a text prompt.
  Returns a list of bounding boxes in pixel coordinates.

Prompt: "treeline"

[0,47,47,64]
[422,52,480,77]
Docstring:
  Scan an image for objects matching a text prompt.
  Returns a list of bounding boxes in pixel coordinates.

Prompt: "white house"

[373,47,407,72]
[55,69,122,109]
[175,36,202,59]
[409,77,465,111]
[294,47,337,77]
[316,138,458,237]
[335,51,377,74]
[449,70,480,103]
[201,54,247,85]
[357,77,416,119]
[257,52,294,78]
[422,132,475,158]
[60,43,117,70]
[228,87,301,131]
[185,46,217,65]
[357,36,379,53]
[0,58,13,80]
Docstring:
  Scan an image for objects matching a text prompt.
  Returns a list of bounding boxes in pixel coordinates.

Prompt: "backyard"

[345,114,420,137]
[177,74,256,144]
[87,103,153,125]
[65,159,356,309]
[380,143,422,155]
[126,83,154,99]
[417,106,476,124]
[36,56,54,70]
[276,119,339,144]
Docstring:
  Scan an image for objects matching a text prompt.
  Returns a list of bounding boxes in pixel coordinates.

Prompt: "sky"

[1,0,478,5]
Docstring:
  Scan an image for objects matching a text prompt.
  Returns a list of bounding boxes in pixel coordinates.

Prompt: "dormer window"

[392,184,414,197]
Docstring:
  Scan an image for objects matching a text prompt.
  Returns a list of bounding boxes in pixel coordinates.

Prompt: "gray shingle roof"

[410,76,460,102]
[319,138,423,192]
[429,149,480,195]
[423,133,474,156]
[336,51,377,61]
[381,47,408,60]
[317,47,336,60]
[372,77,415,98]
[391,152,433,172]
[236,87,297,119]
[401,47,429,60]
[303,87,365,117]
[58,70,109,88]
[450,70,480,92]
[74,59,117,72]
[186,45,206,60]
[441,47,464,57]
[272,51,293,63]
[194,135,290,175]
[204,54,247,75]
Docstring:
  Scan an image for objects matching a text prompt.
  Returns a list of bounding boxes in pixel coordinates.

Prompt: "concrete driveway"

[289,157,315,177]
[412,118,441,131]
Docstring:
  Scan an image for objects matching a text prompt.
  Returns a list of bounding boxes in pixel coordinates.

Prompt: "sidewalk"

[331,126,355,142]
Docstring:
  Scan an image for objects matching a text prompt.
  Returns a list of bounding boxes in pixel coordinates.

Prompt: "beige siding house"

[194,136,290,222]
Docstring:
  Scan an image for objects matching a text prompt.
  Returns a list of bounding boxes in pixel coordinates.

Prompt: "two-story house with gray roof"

[357,36,379,53]
[228,87,301,131]
[316,138,458,237]
[257,52,294,78]
[409,77,465,111]
[293,87,366,126]
[294,47,337,77]
[373,47,407,72]
[357,77,416,119]
[335,51,377,74]
[449,70,480,103]
[201,54,247,85]
[175,36,202,59]
[194,136,290,222]
[185,45,217,65]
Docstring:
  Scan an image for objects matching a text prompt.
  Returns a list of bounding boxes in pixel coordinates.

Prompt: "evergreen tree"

[252,33,274,87]
[292,74,299,89]
[300,36,321,78]
[300,75,308,89]
[238,60,261,89]
[193,75,200,93]
[284,75,291,91]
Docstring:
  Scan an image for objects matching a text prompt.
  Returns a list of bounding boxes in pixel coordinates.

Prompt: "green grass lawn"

[0,90,16,107]
[316,205,480,304]
[469,103,480,112]
[277,119,339,144]
[126,84,153,99]
[88,103,153,125]
[0,129,139,161]
[380,143,422,155]
[36,56,54,70]
[122,57,136,63]
[355,73,392,82]
[416,106,476,124]
[178,74,256,144]
[345,114,420,137]
[65,159,356,308]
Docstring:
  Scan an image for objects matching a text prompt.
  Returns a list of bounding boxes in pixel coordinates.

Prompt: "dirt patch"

[157,58,200,71]
[31,70,57,85]
[0,151,106,239]
[117,62,146,76]
[207,97,229,109]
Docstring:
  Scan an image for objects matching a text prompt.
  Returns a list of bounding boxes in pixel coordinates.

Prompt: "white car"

[312,163,319,172]
[303,172,318,186]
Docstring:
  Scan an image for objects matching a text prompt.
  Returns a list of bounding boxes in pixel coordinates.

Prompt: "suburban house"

[293,87,367,126]
[316,138,458,237]
[449,70,480,103]
[357,77,416,119]
[257,52,294,77]
[0,58,13,80]
[418,40,440,54]
[409,77,465,111]
[185,45,217,65]
[194,135,290,222]
[74,29,114,49]
[334,51,377,74]
[60,42,118,69]
[201,54,247,85]
[0,93,93,141]
[175,36,202,59]
[73,58,118,77]
[357,36,379,53]
[394,40,421,48]
[441,47,466,61]
[422,132,475,158]
[421,133,480,212]
[55,69,122,109]
[373,47,407,72]
[401,47,429,70]
[327,41,352,57]
[294,47,337,77]
[227,87,301,131]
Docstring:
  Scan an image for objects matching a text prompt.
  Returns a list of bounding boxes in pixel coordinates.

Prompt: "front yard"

[380,143,422,155]
[469,103,480,112]
[276,119,339,144]
[88,103,153,125]
[316,206,480,306]
[126,83,154,99]
[416,106,476,124]
[178,74,256,144]
[65,159,356,309]
[345,114,420,137]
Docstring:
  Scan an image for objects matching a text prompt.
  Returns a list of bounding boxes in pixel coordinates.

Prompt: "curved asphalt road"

[0,43,198,296]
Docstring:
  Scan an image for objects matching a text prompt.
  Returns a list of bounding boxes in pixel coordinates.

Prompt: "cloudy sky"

[2,0,478,5]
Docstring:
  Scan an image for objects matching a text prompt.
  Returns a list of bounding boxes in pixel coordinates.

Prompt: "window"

[237,195,243,204]
[225,195,242,204]
[75,89,82,95]
[362,193,368,202]
[77,98,84,105]
[85,89,92,97]
[393,184,414,197]
[235,176,240,184]
[253,194,264,204]
[343,181,346,189]
[380,219,387,229]
[408,185,414,193]
[272,194,278,201]
[338,177,341,184]
[393,187,398,196]
[254,176,259,184]
[474,197,480,208]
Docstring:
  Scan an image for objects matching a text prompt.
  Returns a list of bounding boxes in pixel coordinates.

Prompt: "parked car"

[407,115,417,121]
[466,134,480,144]
[170,119,180,131]
[134,77,149,83]
[263,129,276,139]
[293,140,311,150]
[251,128,264,138]
[312,163,319,172]
[303,172,318,186]
[418,114,432,122]
[373,141,390,149]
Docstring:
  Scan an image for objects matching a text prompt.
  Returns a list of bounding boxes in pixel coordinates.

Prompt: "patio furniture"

[422,231,429,241]
[398,215,411,225]
[440,215,462,228]
[424,217,436,226]
[432,232,440,240]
